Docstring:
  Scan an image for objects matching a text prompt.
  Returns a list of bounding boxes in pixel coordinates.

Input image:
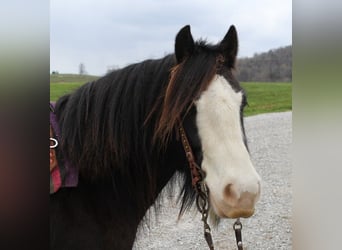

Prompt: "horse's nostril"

[224,183,232,198]
[224,183,238,205]
[223,182,259,209]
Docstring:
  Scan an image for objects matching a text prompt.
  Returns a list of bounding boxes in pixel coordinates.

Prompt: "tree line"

[236,45,292,82]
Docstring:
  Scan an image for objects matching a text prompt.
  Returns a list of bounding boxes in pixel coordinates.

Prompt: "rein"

[178,123,244,250]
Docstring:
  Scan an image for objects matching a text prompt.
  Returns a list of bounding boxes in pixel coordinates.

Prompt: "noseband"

[178,123,244,250]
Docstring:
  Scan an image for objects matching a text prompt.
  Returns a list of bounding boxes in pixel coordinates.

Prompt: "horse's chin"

[208,205,253,228]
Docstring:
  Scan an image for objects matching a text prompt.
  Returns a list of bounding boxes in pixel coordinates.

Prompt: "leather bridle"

[178,122,244,250]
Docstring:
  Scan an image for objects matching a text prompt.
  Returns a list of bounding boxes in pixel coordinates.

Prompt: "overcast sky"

[50,0,292,76]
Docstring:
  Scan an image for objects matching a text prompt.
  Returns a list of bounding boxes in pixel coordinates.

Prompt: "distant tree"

[236,45,292,82]
[79,63,86,75]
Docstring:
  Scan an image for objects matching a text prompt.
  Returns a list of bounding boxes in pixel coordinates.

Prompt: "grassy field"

[241,82,292,116]
[50,74,100,101]
[50,74,291,116]
[50,73,99,84]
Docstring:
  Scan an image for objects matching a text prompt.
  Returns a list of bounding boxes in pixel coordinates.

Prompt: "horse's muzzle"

[210,183,260,219]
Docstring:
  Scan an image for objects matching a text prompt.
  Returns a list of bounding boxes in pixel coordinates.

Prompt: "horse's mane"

[55,40,219,213]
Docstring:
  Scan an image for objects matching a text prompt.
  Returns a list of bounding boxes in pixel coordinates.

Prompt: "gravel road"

[133,111,292,250]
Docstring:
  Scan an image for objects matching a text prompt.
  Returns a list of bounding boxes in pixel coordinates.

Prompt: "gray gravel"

[133,111,292,250]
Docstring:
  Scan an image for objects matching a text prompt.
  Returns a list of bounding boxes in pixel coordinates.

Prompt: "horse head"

[160,25,262,220]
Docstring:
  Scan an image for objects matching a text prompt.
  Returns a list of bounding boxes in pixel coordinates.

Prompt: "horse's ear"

[220,25,238,68]
[175,25,195,63]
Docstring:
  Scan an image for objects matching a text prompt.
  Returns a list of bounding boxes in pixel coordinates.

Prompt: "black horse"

[50,25,261,250]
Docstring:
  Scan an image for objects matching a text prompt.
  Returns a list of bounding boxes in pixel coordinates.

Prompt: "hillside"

[50,73,99,84]
[237,45,292,82]
[50,46,292,84]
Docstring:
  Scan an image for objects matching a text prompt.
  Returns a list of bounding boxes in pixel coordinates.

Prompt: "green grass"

[241,82,292,116]
[50,73,99,84]
[50,74,292,116]
[50,82,85,101]
[50,74,100,101]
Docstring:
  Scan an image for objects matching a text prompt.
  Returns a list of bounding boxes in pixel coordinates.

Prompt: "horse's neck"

[50,141,184,250]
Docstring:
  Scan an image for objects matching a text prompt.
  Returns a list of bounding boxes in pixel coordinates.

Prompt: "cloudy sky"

[50,0,292,76]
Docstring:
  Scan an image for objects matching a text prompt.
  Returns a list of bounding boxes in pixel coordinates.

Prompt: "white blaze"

[195,75,260,208]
